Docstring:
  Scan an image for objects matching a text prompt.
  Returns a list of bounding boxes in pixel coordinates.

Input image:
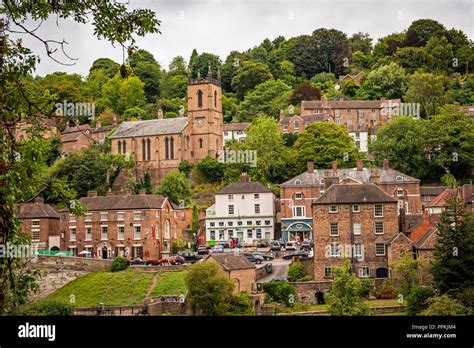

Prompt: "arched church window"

[214,90,217,108]
[141,139,146,160]
[165,137,169,159]
[199,138,203,148]
[170,137,174,159]
[118,141,122,154]
[197,90,203,108]
[147,139,151,160]
[123,141,126,154]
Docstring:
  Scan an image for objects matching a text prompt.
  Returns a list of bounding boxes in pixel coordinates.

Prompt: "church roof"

[109,118,188,139]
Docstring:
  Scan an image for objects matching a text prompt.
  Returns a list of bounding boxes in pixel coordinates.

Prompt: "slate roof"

[63,124,91,134]
[109,118,188,138]
[93,125,114,134]
[218,181,272,195]
[210,254,256,271]
[61,132,84,142]
[420,186,448,196]
[79,194,167,211]
[301,99,401,110]
[223,123,250,132]
[17,202,60,219]
[313,183,397,205]
[281,167,419,187]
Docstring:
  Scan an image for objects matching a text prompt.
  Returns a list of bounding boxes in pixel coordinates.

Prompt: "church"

[110,71,223,185]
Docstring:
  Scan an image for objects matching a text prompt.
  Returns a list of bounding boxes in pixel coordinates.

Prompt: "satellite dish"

[335,84,341,90]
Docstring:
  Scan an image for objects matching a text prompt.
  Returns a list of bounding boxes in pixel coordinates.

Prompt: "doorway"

[101,247,108,259]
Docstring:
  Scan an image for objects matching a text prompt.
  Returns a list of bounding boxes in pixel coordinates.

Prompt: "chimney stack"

[87,190,97,197]
[332,160,338,173]
[106,189,113,197]
[369,169,380,183]
[34,197,44,204]
[112,116,117,127]
[240,172,250,183]
[383,158,389,171]
[307,160,314,173]
[96,120,101,129]
[324,173,339,190]
[139,189,146,196]
[462,184,472,204]
[123,189,131,196]
[356,159,363,172]
[157,109,164,119]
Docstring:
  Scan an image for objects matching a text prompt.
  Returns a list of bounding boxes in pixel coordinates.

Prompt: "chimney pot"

[157,109,164,119]
[87,190,97,197]
[34,196,44,204]
[307,160,314,173]
[240,172,250,183]
[383,159,389,171]
[356,159,363,171]
[96,120,101,129]
[332,160,338,172]
[106,189,113,197]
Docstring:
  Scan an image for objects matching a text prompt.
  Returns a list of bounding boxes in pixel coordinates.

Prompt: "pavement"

[257,259,291,283]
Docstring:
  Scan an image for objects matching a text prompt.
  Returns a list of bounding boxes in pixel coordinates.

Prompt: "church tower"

[186,66,223,164]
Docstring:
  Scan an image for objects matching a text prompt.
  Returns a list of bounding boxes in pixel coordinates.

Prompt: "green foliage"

[155,171,192,205]
[197,157,224,183]
[404,19,447,47]
[405,72,447,117]
[406,286,436,315]
[17,299,74,316]
[185,262,234,315]
[288,260,306,281]
[231,61,273,100]
[349,32,372,54]
[324,260,370,316]
[423,294,468,316]
[178,160,193,176]
[190,52,222,79]
[90,58,120,78]
[129,49,163,102]
[226,291,255,315]
[262,282,296,306]
[358,63,408,99]
[388,252,425,296]
[111,256,128,272]
[161,74,188,100]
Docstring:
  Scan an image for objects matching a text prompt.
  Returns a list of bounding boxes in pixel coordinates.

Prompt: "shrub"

[178,160,193,176]
[288,260,306,281]
[262,282,296,307]
[111,256,128,272]
[406,286,435,315]
[226,291,255,315]
[197,156,224,183]
[18,299,74,316]
[377,281,397,299]
[423,295,468,316]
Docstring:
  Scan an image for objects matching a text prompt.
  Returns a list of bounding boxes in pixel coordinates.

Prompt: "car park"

[242,252,263,264]
[285,241,297,250]
[170,256,186,265]
[283,250,309,260]
[253,251,274,260]
[270,241,281,251]
[197,246,209,255]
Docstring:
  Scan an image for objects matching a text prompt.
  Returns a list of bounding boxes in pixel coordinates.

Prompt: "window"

[198,138,203,148]
[219,221,224,227]
[329,205,338,213]
[294,179,302,185]
[165,137,169,159]
[31,220,40,241]
[355,132,360,139]
[228,205,234,215]
[247,221,252,225]
[228,194,234,201]
[329,223,339,236]
[170,137,174,159]
[237,221,243,226]
[100,212,108,221]
[376,243,386,256]
[254,204,260,214]
[247,229,253,238]
[210,222,215,227]
[197,90,203,108]
[292,206,306,217]
[118,141,122,154]
[123,141,127,153]
[347,109,352,113]
[335,119,340,125]
[254,193,260,200]
[147,139,151,160]
[294,120,299,129]
[359,267,370,277]
[396,175,403,181]
[354,244,363,257]
[117,226,125,240]
[423,195,431,202]
[375,222,384,234]
[324,267,332,277]
[117,212,124,221]
[210,230,216,240]
[69,247,77,257]
[374,204,383,217]
[134,225,141,240]
[101,226,108,240]
[134,211,142,220]
[397,189,404,196]
[164,220,170,239]
[85,213,92,222]
[335,109,340,116]
[265,220,271,225]
[295,192,302,200]
[69,214,76,222]
[219,230,225,240]
[256,229,262,239]
[353,223,361,235]
[355,141,360,149]
[352,205,360,213]
[214,90,217,108]
[330,244,340,257]
[228,221,233,226]
[228,230,234,238]
[85,226,92,241]
[256,220,261,225]
[142,139,146,160]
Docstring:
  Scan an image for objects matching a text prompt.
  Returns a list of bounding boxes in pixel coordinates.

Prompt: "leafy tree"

[17,299,74,316]
[430,197,474,294]
[197,157,224,183]
[288,260,307,281]
[118,76,146,115]
[349,32,372,54]
[89,58,120,78]
[424,36,454,74]
[222,93,239,123]
[178,160,193,176]
[293,122,357,171]
[341,79,359,98]
[393,47,432,73]
[388,252,425,296]
[161,74,188,100]
[404,19,447,47]
[123,106,147,120]
[100,74,122,114]
[262,282,296,306]
[406,286,436,315]
[185,261,234,315]
[129,49,163,102]
[290,82,321,105]
[226,291,255,315]
[188,49,198,72]
[231,61,273,100]
[111,256,128,272]
[220,51,250,92]
[85,69,110,101]
[154,171,192,205]
[405,72,447,117]
[423,294,468,316]
[324,260,370,315]
[450,74,474,105]
[169,55,188,76]
[190,52,222,79]
[358,63,408,99]
[372,33,405,60]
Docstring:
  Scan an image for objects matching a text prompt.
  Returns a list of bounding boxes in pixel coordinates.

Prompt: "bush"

[377,281,397,299]
[18,299,74,316]
[423,295,468,316]
[262,282,296,307]
[197,157,224,183]
[178,160,193,176]
[226,291,255,315]
[406,286,435,315]
[288,260,306,281]
[111,256,128,272]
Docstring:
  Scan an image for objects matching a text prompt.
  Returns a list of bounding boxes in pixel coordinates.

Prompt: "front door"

[101,247,108,259]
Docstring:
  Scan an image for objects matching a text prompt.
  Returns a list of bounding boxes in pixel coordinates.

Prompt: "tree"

[290,82,321,105]
[422,295,468,316]
[372,33,405,60]
[288,260,307,281]
[85,69,110,101]
[231,61,273,100]
[405,72,447,117]
[118,76,146,115]
[358,63,408,99]
[393,47,432,73]
[190,52,221,79]
[262,282,296,306]
[154,171,192,205]
[349,32,372,54]
[324,260,370,316]
[424,36,454,74]
[178,160,193,176]
[404,19,447,47]
[89,58,120,78]
[197,157,224,183]
[161,74,188,100]
[129,49,163,102]
[226,291,255,315]
[406,286,436,315]
[185,261,234,315]
[430,197,474,294]
[293,122,357,171]
[220,51,250,92]
[388,252,425,296]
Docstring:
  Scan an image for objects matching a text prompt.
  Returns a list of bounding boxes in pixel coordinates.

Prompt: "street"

[257,259,291,283]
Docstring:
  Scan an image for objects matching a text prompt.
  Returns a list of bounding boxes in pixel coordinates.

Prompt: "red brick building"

[312,183,399,280]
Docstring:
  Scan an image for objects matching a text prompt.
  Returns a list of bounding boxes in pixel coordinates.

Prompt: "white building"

[205,174,275,246]
[223,123,249,144]
[349,130,369,152]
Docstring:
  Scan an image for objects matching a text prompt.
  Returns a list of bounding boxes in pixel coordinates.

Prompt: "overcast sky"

[10,0,474,77]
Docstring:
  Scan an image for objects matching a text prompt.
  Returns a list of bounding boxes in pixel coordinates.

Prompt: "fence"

[74,304,146,316]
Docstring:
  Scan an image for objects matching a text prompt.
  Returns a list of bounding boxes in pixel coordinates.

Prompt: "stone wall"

[299,257,314,278]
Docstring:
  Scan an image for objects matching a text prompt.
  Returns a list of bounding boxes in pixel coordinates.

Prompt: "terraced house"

[63,190,185,260]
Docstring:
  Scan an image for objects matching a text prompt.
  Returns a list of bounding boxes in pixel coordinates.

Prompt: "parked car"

[285,241,297,251]
[197,246,209,255]
[211,246,224,253]
[265,263,273,273]
[242,252,263,264]
[170,256,186,265]
[300,241,312,250]
[253,252,274,261]
[146,259,160,266]
[177,251,203,263]
[257,240,269,248]
[128,257,147,265]
[270,277,288,282]
[283,250,309,260]
[217,241,229,248]
[270,241,281,251]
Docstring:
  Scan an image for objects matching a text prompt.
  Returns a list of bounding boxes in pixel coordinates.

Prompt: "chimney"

[462,184,472,204]
[123,189,131,196]
[96,120,101,129]
[106,189,113,197]
[87,190,97,197]
[112,116,117,127]
[324,173,339,190]
[157,109,164,119]
[399,204,407,233]
[139,189,146,196]
[332,160,338,173]
[383,159,389,171]
[240,172,250,183]
[307,160,314,173]
[279,109,285,121]
[34,196,44,204]
[356,159,363,172]
[369,169,380,183]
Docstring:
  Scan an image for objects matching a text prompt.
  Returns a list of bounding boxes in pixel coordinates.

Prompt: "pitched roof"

[414,228,437,249]
[281,167,419,187]
[61,132,85,142]
[420,186,448,196]
[427,189,460,208]
[223,123,250,132]
[63,124,91,134]
[314,183,397,204]
[93,125,114,134]
[17,202,60,219]
[209,254,256,271]
[409,217,436,243]
[301,99,401,110]
[79,194,167,211]
[109,118,188,138]
[217,181,272,195]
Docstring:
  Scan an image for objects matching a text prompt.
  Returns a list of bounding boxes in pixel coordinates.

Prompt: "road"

[257,259,291,283]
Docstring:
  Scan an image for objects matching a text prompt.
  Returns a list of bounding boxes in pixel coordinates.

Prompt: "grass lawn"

[149,271,187,297]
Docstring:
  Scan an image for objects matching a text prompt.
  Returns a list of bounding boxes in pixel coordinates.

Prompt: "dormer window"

[396,175,403,181]
[294,179,302,185]
[294,120,299,129]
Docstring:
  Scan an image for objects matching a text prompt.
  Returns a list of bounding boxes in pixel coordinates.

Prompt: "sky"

[9,0,474,77]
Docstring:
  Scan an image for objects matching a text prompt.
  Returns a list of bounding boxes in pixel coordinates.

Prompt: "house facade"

[205,174,275,246]
[223,123,249,144]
